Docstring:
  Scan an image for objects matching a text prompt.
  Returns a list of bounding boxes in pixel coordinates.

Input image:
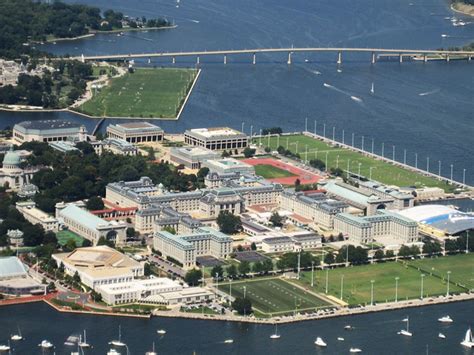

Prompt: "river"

[0,301,473,354]
[0,0,473,183]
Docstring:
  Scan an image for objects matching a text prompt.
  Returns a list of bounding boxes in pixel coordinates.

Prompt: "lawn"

[293,261,465,306]
[254,134,454,192]
[56,230,85,247]
[218,277,330,315]
[253,164,296,179]
[78,68,198,118]
[408,253,474,291]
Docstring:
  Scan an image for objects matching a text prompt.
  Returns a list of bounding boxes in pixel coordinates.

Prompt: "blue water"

[1,0,473,182]
[0,301,473,354]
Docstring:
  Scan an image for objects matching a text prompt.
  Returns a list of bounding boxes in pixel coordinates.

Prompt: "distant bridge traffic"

[74,47,474,64]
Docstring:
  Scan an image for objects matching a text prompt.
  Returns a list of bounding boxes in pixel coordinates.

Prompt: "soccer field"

[294,261,465,306]
[408,254,474,291]
[218,278,331,315]
[253,164,296,179]
[78,68,197,118]
[254,134,454,191]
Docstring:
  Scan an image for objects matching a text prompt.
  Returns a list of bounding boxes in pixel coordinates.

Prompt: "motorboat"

[438,315,453,323]
[398,317,413,337]
[270,324,281,339]
[314,337,327,347]
[39,340,54,348]
[224,339,234,344]
[78,329,91,348]
[145,342,157,355]
[350,348,362,353]
[107,349,121,355]
[337,337,345,341]
[439,333,446,339]
[441,34,448,38]
[460,327,474,348]
[157,329,167,335]
[344,325,353,330]
[304,59,310,63]
[10,326,23,341]
[0,343,10,351]
[109,325,126,347]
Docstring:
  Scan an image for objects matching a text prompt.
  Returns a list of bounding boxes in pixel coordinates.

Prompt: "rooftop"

[0,257,28,279]
[185,127,247,139]
[59,204,120,230]
[171,146,219,158]
[262,236,293,244]
[15,120,82,131]
[108,122,163,133]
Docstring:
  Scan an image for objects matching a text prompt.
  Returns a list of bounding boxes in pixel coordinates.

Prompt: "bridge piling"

[337,51,342,65]
[172,57,176,64]
[371,52,376,64]
[446,54,450,62]
[287,52,292,65]
[469,56,472,61]
[224,55,227,64]
[399,54,403,63]
[253,53,256,65]
[423,54,428,63]
[196,56,200,65]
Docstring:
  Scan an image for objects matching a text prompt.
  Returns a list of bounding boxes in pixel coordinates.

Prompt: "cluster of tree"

[261,127,283,135]
[23,142,199,213]
[0,0,170,58]
[221,149,239,158]
[184,268,203,286]
[276,251,319,270]
[0,60,93,108]
[217,211,242,234]
[232,297,252,315]
[99,10,170,31]
[276,145,300,160]
[243,147,256,158]
[444,233,474,253]
[335,245,369,265]
[309,159,326,171]
[269,212,284,227]
[373,249,395,261]
[422,240,442,256]
[397,245,421,258]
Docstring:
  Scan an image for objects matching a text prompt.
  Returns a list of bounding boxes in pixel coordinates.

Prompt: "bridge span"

[76,47,474,64]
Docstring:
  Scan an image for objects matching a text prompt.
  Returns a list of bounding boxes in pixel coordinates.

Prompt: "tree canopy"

[216,211,242,235]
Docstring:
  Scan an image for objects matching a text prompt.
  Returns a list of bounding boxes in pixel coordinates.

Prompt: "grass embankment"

[255,134,455,192]
[254,164,297,179]
[292,254,472,306]
[78,68,197,119]
[218,278,331,315]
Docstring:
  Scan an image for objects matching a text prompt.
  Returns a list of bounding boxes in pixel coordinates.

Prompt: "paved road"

[148,255,186,278]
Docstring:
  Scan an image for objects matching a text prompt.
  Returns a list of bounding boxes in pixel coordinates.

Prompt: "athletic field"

[293,261,465,306]
[218,278,331,315]
[408,254,474,291]
[253,134,454,191]
[56,230,85,247]
[253,164,296,179]
[79,68,197,118]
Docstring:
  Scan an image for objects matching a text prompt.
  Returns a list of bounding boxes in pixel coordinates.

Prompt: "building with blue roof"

[0,257,46,296]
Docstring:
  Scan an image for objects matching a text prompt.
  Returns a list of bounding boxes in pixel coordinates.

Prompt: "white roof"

[0,257,28,279]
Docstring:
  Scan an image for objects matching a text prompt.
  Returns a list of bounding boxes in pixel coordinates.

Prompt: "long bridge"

[76,47,474,64]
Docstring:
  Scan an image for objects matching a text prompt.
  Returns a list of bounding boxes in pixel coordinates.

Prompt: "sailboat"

[146,342,157,355]
[438,333,446,339]
[10,326,23,341]
[370,82,375,95]
[270,324,281,339]
[398,317,413,337]
[78,330,91,348]
[350,348,362,353]
[38,340,54,349]
[0,342,11,351]
[107,349,121,355]
[109,325,126,347]
[157,329,167,335]
[314,337,327,347]
[460,327,474,348]
[438,315,453,323]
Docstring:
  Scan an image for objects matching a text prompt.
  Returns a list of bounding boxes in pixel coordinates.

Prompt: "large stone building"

[184,127,248,151]
[106,122,164,143]
[52,246,144,290]
[16,201,59,232]
[0,148,37,190]
[280,189,348,229]
[13,120,87,144]
[169,146,219,169]
[333,210,419,244]
[153,227,233,269]
[56,203,127,245]
[202,158,255,175]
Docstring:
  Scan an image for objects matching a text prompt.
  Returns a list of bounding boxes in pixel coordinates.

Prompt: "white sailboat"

[337,337,345,341]
[344,325,353,330]
[157,329,167,335]
[38,340,54,349]
[224,339,234,344]
[350,348,362,353]
[109,325,126,347]
[370,82,375,95]
[0,342,11,351]
[145,342,157,355]
[398,317,413,337]
[107,349,121,355]
[460,327,474,348]
[438,315,453,323]
[270,324,281,339]
[78,330,91,348]
[10,326,23,341]
[438,333,446,339]
[314,337,327,347]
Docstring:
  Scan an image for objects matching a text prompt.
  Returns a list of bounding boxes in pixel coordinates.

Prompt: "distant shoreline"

[450,2,474,17]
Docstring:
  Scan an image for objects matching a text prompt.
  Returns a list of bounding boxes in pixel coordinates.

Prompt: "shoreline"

[451,2,474,17]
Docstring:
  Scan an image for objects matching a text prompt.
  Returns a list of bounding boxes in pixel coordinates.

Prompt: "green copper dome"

[3,150,21,166]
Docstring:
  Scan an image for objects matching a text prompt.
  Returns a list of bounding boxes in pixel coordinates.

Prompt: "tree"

[217,211,242,234]
[324,252,335,265]
[162,226,176,234]
[374,249,385,261]
[184,269,202,286]
[309,159,326,171]
[221,150,230,158]
[47,282,56,292]
[250,242,257,251]
[243,147,256,158]
[86,196,104,211]
[294,178,301,191]
[269,212,283,227]
[63,238,77,252]
[211,265,224,279]
[261,259,274,273]
[226,264,237,278]
[238,261,251,276]
[252,261,263,273]
[91,289,102,303]
[126,227,136,239]
[385,250,395,258]
[422,241,442,256]
[73,271,81,284]
[144,262,152,276]
[232,297,252,315]
[398,245,412,258]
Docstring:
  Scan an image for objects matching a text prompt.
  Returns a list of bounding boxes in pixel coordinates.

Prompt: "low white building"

[261,236,294,253]
[169,146,219,169]
[143,287,214,306]
[106,122,164,143]
[16,201,59,232]
[203,158,255,175]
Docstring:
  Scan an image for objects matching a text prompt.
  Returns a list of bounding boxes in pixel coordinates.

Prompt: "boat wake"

[418,88,440,96]
[323,83,363,103]
[350,96,363,103]
[310,70,321,75]
[190,20,200,23]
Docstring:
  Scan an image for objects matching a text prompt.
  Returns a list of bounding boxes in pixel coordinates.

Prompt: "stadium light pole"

[466,230,469,254]
[369,166,376,180]
[229,279,232,301]
[325,268,329,294]
[392,145,396,161]
[332,126,336,142]
[361,136,365,151]
[450,164,454,183]
[463,168,466,185]
[305,117,308,132]
[420,274,425,300]
[336,155,340,169]
[351,133,355,147]
[215,272,219,301]
[342,129,345,145]
[250,125,253,138]
[311,261,315,287]
[259,129,262,146]
[323,124,326,138]
[358,162,362,179]
[438,161,442,179]
[370,280,375,306]
[415,153,418,169]
[325,151,329,171]
[426,157,430,173]
[241,122,245,134]
[395,277,399,302]
[340,274,344,300]
[446,271,451,297]
[381,142,385,158]
[314,120,317,135]
[371,138,374,154]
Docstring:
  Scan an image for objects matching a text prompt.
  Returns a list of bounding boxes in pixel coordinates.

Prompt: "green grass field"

[56,230,85,247]
[293,261,465,306]
[218,278,330,315]
[253,164,296,179]
[254,134,454,192]
[79,68,197,118]
[408,254,474,291]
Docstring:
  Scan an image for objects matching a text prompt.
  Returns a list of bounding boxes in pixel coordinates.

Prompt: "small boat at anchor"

[314,337,327,347]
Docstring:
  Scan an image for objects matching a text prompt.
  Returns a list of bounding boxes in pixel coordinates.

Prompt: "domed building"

[0,148,37,190]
